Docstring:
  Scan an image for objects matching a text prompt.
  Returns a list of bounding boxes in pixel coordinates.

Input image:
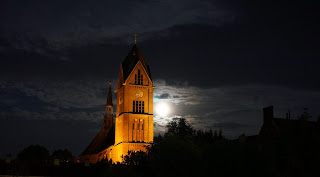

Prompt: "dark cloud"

[1,0,319,90]
[159,93,170,99]
[0,0,232,50]
[148,24,319,90]
[1,21,319,89]
[213,122,248,130]
[0,118,100,157]
[172,117,180,121]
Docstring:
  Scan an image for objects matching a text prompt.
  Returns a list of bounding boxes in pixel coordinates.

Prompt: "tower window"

[135,74,137,84]
[136,101,138,112]
[141,119,144,130]
[133,100,144,113]
[141,75,143,85]
[142,102,144,113]
[141,119,144,142]
[133,101,135,112]
[138,70,140,85]
[137,69,143,85]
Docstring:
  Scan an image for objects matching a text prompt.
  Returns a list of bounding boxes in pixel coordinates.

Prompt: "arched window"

[137,69,143,85]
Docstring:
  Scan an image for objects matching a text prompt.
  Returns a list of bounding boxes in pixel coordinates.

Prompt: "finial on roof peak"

[134,33,138,44]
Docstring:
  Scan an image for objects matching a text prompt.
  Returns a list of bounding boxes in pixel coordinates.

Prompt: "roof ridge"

[121,44,152,82]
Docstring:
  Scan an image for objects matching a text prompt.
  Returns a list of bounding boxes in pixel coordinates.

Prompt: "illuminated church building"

[79,39,154,163]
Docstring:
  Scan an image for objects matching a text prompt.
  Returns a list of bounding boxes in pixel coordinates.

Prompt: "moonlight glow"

[156,102,170,117]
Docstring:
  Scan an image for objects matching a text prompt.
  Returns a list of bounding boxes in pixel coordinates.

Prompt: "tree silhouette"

[218,128,223,139]
[298,107,312,121]
[213,129,218,139]
[52,149,75,163]
[165,118,194,138]
[4,116,318,177]
[122,150,148,166]
[17,145,50,165]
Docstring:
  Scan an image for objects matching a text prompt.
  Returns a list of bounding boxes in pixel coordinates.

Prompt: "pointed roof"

[81,127,115,156]
[121,44,152,82]
[106,83,112,106]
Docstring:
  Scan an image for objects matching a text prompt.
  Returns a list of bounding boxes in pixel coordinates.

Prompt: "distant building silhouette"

[259,106,320,138]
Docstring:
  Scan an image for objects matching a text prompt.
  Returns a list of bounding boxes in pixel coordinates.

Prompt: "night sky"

[1,0,319,158]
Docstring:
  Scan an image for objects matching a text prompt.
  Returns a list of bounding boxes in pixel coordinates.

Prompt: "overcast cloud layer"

[1,0,233,50]
[0,0,319,158]
[1,79,319,157]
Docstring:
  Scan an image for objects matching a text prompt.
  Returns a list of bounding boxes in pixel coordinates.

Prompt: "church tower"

[104,83,113,130]
[109,41,154,162]
[79,35,153,164]
[79,83,115,163]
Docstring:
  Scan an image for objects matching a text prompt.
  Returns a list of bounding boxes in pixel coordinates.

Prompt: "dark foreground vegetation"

[1,118,319,177]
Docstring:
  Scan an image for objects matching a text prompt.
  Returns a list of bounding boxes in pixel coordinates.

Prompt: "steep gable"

[121,44,152,83]
[126,60,152,85]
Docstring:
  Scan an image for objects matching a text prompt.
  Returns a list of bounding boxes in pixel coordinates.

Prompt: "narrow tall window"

[136,69,143,85]
[135,74,137,84]
[141,119,144,142]
[132,121,135,142]
[133,101,135,112]
[135,119,138,141]
[142,102,144,113]
[136,101,138,112]
[137,70,141,85]
[141,75,143,85]
[138,121,140,142]
[142,121,144,130]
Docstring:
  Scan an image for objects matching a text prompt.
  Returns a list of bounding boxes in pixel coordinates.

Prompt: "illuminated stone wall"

[107,142,150,163]
[111,60,154,163]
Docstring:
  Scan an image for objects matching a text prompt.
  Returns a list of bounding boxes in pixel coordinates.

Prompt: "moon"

[156,102,170,117]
